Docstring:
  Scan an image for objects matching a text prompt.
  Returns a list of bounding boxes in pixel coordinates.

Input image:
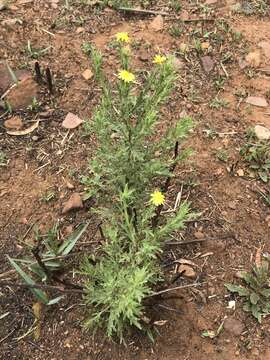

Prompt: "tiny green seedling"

[215,149,229,162]
[169,26,183,38]
[240,136,270,183]
[42,190,56,202]
[209,97,229,110]
[225,257,270,323]
[27,97,40,112]
[0,151,8,167]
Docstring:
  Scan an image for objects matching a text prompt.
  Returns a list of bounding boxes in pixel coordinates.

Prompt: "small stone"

[246,96,268,108]
[82,69,93,81]
[228,201,237,210]
[62,112,83,129]
[62,193,83,214]
[266,215,270,227]
[179,43,188,53]
[178,264,196,279]
[1,18,19,27]
[238,58,248,70]
[0,0,7,10]
[254,125,270,140]
[205,0,217,4]
[245,51,261,68]
[258,41,270,59]
[201,42,210,50]
[194,231,204,239]
[4,116,23,130]
[200,56,214,73]
[4,77,38,110]
[76,27,85,34]
[172,57,184,71]
[224,317,244,336]
[236,169,244,177]
[149,15,164,32]
[66,180,74,189]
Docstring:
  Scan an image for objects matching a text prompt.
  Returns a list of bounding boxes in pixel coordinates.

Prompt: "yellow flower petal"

[153,54,167,65]
[115,32,130,43]
[118,70,135,83]
[150,191,165,206]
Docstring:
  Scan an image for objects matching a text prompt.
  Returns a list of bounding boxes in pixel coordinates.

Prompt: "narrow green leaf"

[7,256,48,304]
[58,222,89,256]
[47,296,64,305]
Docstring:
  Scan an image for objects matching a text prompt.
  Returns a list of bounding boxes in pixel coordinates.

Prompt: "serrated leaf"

[224,283,250,296]
[7,256,48,304]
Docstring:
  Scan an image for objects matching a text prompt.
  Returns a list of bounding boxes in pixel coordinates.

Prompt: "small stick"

[34,62,43,84]
[165,238,208,245]
[118,7,171,16]
[182,18,215,23]
[147,282,205,298]
[45,67,54,94]
[220,62,229,78]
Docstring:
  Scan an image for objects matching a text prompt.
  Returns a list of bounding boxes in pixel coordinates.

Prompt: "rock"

[205,0,217,3]
[0,0,7,10]
[82,69,93,81]
[178,264,196,279]
[266,215,270,227]
[254,125,270,140]
[4,116,23,130]
[245,96,268,108]
[258,41,270,59]
[245,51,261,68]
[172,57,184,71]
[238,58,248,70]
[224,317,244,336]
[201,42,210,51]
[149,15,164,32]
[5,77,38,110]
[62,193,83,214]
[0,63,31,95]
[194,231,204,239]
[200,56,214,73]
[1,18,20,27]
[76,27,85,34]
[62,112,83,129]
[228,201,237,210]
[236,169,244,177]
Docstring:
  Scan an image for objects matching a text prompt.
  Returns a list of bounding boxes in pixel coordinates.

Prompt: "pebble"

[254,125,270,140]
[246,96,268,108]
[4,116,23,129]
[245,51,261,68]
[200,56,215,73]
[82,69,93,81]
[178,264,196,279]
[62,193,83,214]
[4,77,38,110]
[149,15,164,32]
[224,317,244,336]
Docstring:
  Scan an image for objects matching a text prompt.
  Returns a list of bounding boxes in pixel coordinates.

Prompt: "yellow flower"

[115,32,130,43]
[150,191,165,206]
[153,54,167,65]
[118,70,135,83]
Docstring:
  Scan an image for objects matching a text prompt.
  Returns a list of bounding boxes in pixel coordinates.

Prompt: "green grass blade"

[7,256,49,304]
[58,222,89,256]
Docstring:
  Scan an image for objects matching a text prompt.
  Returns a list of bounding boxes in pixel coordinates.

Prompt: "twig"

[0,281,85,294]
[182,18,215,23]
[34,62,43,84]
[165,238,208,245]
[118,6,171,16]
[220,62,229,78]
[147,282,205,298]
[45,67,54,94]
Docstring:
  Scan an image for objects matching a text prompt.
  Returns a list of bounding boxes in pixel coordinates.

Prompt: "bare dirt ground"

[0,0,270,359]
